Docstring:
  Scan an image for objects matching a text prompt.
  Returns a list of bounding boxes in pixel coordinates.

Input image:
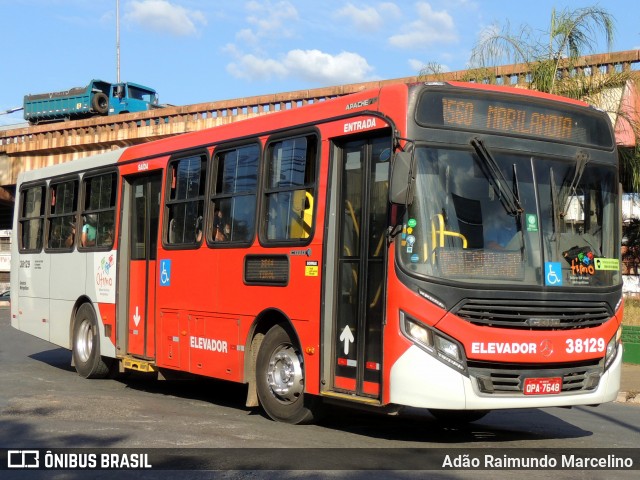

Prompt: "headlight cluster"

[604,326,622,370]
[400,312,467,373]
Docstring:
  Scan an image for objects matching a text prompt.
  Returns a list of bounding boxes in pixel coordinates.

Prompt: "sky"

[1,0,639,126]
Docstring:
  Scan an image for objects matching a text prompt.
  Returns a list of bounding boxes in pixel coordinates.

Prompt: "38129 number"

[565,338,605,354]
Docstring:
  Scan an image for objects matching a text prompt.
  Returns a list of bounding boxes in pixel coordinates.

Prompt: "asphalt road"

[1,305,639,479]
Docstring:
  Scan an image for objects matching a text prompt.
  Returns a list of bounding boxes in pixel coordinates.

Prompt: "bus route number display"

[416,90,614,148]
[442,97,574,141]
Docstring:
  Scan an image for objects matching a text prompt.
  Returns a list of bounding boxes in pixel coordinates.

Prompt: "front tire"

[256,324,320,424]
[72,303,110,379]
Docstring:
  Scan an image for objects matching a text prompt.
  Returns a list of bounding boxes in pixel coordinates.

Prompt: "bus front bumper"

[389,345,622,410]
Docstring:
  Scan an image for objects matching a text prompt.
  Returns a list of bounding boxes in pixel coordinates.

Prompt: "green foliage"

[417,5,640,192]
[620,145,640,193]
[471,6,616,95]
[550,7,614,60]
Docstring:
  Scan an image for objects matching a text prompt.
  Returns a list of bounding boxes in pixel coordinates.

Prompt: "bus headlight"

[435,336,462,362]
[604,326,622,370]
[400,312,467,373]
[405,319,433,352]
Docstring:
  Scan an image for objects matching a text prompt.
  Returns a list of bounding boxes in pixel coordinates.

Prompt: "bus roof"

[444,80,592,108]
[17,148,125,185]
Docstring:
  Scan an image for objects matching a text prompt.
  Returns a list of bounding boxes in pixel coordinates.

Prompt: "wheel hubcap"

[266,345,304,403]
[75,320,93,363]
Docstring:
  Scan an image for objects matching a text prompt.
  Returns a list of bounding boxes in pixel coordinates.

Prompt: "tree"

[463,6,640,192]
[470,7,614,95]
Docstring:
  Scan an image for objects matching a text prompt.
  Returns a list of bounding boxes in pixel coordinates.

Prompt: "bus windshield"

[398,144,620,288]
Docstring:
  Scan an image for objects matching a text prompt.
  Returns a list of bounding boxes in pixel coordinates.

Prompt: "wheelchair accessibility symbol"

[545,262,562,286]
[160,259,171,286]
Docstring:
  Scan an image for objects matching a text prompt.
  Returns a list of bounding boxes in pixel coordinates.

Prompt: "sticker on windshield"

[563,246,595,276]
[594,258,620,271]
[545,262,562,286]
[525,214,538,232]
[406,234,415,253]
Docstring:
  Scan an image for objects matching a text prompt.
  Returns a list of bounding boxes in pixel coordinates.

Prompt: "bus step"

[320,390,381,405]
[122,357,156,373]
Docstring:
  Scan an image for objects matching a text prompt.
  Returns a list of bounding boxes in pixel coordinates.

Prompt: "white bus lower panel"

[15,296,50,342]
[49,299,76,349]
[389,345,622,410]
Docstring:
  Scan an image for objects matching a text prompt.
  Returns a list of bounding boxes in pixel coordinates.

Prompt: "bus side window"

[47,178,78,250]
[264,135,317,242]
[81,172,117,250]
[210,144,259,245]
[19,185,45,252]
[166,154,206,246]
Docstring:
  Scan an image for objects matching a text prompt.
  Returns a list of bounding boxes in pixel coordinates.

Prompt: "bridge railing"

[1,50,638,160]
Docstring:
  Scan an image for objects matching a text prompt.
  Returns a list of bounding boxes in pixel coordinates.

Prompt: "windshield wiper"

[470,137,523,216]
[559,151,590,220]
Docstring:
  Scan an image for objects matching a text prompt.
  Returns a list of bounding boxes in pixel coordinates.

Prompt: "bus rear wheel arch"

[255,323,321,424]
[71,303,111,379]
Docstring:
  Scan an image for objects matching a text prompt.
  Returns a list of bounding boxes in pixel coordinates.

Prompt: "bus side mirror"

[389,151,415,205]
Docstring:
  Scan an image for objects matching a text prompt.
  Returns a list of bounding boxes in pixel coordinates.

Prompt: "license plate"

[523,377,562,395]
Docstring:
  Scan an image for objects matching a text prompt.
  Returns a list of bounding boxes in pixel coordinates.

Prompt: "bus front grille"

[453,299,611,330]
[468,360,603,395]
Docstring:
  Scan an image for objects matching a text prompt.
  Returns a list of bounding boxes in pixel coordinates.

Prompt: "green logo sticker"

[525,214,538,232]
[408,218,417,228]
[594,258,619,271]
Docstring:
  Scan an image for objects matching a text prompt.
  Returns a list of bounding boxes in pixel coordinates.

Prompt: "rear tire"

[72,303,110,379]
[256,324,321,424]
[91,93,109,115]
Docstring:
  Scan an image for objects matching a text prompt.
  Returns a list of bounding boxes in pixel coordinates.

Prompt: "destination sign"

[416,90,614,148]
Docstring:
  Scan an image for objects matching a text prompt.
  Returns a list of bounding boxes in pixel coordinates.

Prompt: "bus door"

[329,135,391,399]
[124,172,162,359]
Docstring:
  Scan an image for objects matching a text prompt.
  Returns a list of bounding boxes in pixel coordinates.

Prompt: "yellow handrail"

[345,200,359,238]
[431,214,467,255]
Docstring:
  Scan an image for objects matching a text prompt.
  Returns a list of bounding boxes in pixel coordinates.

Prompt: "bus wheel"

[72,304,110,379]
[256,324,318,424]
[429,409,488,424]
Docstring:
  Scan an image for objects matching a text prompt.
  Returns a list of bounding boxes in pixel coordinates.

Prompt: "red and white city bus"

[11,81,623,424]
